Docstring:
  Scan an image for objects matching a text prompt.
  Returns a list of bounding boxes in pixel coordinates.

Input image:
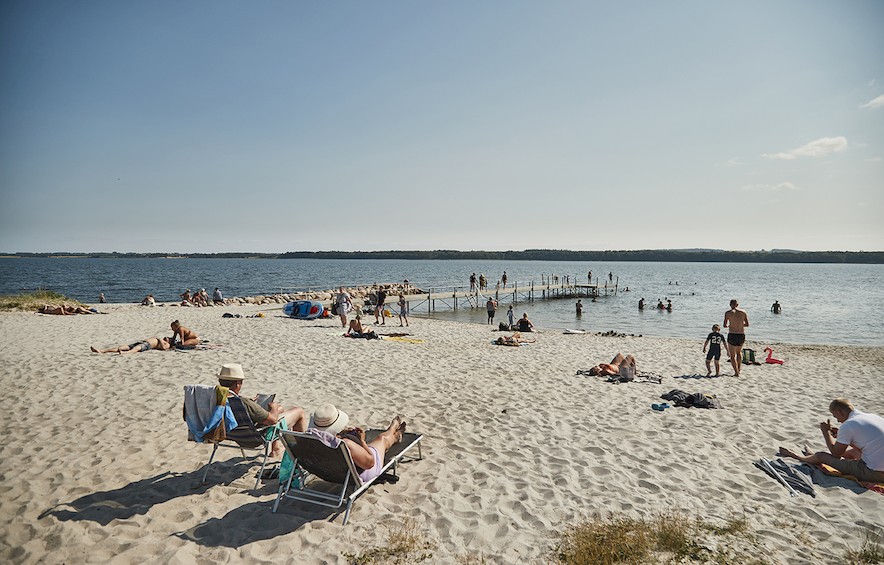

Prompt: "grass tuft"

[343,518,435,565]
[845,528,884,564]
[552,510,767,564]
[0,289,83,311]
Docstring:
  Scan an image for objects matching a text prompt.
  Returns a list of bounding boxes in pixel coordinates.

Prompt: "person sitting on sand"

[91,336,172,355]
[516,313,534,332]
[180,289,192,305]
[39,304,94,315]
[347,313,370,336]
[309,403,407,483]
[141,294,156,306]
[170,320,201,347]
[586,353,637,376]
[778,398,884,484]
[213,287,224,304]
[192,289,209,307]
[217,363,308,459]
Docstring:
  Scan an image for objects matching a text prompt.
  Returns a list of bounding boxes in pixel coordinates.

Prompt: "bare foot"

[90,346,99,353]
[777,447,800,459]
[705,371,711,377]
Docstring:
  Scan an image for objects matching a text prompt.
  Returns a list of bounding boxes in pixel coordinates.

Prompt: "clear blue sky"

[1,1,882,253]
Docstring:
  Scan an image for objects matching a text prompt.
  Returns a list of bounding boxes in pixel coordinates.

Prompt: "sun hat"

[217,363,245,381]
[309,403,349,435]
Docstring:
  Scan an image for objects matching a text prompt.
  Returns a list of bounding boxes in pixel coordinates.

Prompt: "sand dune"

[1,303,882,563]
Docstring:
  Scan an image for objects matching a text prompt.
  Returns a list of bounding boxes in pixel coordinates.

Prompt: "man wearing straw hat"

[217,363,308,458]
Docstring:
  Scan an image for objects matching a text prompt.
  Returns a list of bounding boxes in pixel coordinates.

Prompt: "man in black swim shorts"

[723,299,749,376]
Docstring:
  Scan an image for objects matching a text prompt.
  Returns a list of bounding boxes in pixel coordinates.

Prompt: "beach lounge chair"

[199,395,279,489]
[272,428,423,524]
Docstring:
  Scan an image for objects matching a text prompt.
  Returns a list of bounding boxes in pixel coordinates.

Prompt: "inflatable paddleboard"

[563,329,586,334]
[283,300,324,320]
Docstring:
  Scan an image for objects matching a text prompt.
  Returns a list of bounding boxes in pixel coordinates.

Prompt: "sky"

[1,1,882,253]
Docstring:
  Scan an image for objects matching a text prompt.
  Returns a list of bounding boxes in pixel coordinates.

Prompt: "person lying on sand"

[309,403,406,483]
[170,320,201,347]
[494,332,535,346]
[586,353,637,376]
[39,304,94,315]
[778,398,884,484]
[91,337,172,355]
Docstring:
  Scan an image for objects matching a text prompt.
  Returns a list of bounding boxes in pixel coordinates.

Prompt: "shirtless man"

[170,320,201,347]
[91,336,172,355]
[587,353,636,376]
[723,299,749,376]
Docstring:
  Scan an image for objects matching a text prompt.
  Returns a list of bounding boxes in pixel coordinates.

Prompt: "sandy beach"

[1,303,882,564]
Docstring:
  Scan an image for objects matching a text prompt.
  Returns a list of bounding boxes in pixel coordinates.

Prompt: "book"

[255,393,276,410]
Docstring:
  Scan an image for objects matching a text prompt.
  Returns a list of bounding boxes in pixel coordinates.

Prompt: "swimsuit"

[358,446,383,482]
[129,341,150,352]
[727,333,745,347]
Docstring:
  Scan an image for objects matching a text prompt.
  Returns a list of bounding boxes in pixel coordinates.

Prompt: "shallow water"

[1,258,881,345]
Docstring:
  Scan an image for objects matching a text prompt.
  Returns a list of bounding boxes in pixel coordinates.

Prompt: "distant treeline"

[5,250,884,263]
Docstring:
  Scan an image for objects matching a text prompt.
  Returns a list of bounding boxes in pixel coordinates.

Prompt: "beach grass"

[845,528,884,564]
[0,289,84,311]
[552,510,769,564]
[342,518,435,564]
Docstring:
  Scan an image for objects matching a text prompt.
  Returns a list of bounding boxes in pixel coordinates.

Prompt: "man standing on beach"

[374,285,387,325]
[779,398,884,484]
[486,297,497,324]
[723,299,749,376]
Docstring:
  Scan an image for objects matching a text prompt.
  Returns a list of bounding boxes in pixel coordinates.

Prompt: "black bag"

[498,322,509,331]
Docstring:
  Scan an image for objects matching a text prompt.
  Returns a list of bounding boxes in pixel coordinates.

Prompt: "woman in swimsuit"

[337,416,407,483]
[91,337,171,355]
[347,314,370,336]
[587,353,637,376]
[170,320,201,347]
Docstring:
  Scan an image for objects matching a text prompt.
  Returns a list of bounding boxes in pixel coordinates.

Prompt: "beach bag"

[330,303,338,315]
[742,349,756,364]
[498,322,508,331]
[618,365,635,381]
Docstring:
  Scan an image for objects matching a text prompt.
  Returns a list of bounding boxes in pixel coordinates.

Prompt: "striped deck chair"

[201,395,278,489]
[272,428,423,524]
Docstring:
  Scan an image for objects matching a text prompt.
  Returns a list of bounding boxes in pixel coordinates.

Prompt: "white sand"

[1,303,882,564]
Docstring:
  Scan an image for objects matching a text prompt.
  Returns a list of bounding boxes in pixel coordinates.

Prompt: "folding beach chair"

[200,395,279,489]
[272,428,423,524]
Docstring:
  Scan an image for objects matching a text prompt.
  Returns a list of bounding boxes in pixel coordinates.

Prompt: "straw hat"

[309,403,349,435]
[217,363,245,381]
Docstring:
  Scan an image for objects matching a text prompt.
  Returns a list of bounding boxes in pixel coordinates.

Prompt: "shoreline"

[2,304,882,563]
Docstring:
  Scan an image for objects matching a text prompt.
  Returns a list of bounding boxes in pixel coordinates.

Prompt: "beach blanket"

[382,336,425,344]
[809,461,884,495]
[175,343,223,352]
[754,458,816,497]
[605,371,663,384]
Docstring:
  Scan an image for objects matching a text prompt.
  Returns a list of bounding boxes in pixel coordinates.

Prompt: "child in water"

[703,324,725,377]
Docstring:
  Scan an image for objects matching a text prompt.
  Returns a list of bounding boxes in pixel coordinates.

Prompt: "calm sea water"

[1,258,881,346]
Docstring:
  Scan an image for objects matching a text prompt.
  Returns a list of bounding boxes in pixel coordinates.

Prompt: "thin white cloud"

[762,137,848,160]
[865,157,882,163]
[725,157,741,167]
[860,94,884,109]
[739,182,798,192]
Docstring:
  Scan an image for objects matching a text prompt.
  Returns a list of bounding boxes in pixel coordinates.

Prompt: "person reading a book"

[217,363,308,458]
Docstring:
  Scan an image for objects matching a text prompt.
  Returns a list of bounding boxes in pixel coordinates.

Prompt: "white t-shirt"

[836,410,884,471]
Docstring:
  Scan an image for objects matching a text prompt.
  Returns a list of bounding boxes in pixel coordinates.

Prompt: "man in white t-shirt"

[779,398,884,484]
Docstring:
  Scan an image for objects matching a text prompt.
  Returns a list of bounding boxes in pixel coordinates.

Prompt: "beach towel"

[808,460,884,495]
[606,371,663,384]
[382,336,425,344]
[183,385,237,442]
[754,458,816,497]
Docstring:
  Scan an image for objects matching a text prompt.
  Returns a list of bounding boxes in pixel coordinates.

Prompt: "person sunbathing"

[39,304,94,315]
[587,353,637,376]
[310,404,406,483]
[494,332,535,346]
[91,336,172,355]
[170,320,201,347]
[347,314,370,336]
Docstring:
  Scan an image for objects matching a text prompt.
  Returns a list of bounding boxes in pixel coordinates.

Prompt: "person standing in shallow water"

[576,299,583,316]
[771,300,782,314]
[486,298,497,324]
